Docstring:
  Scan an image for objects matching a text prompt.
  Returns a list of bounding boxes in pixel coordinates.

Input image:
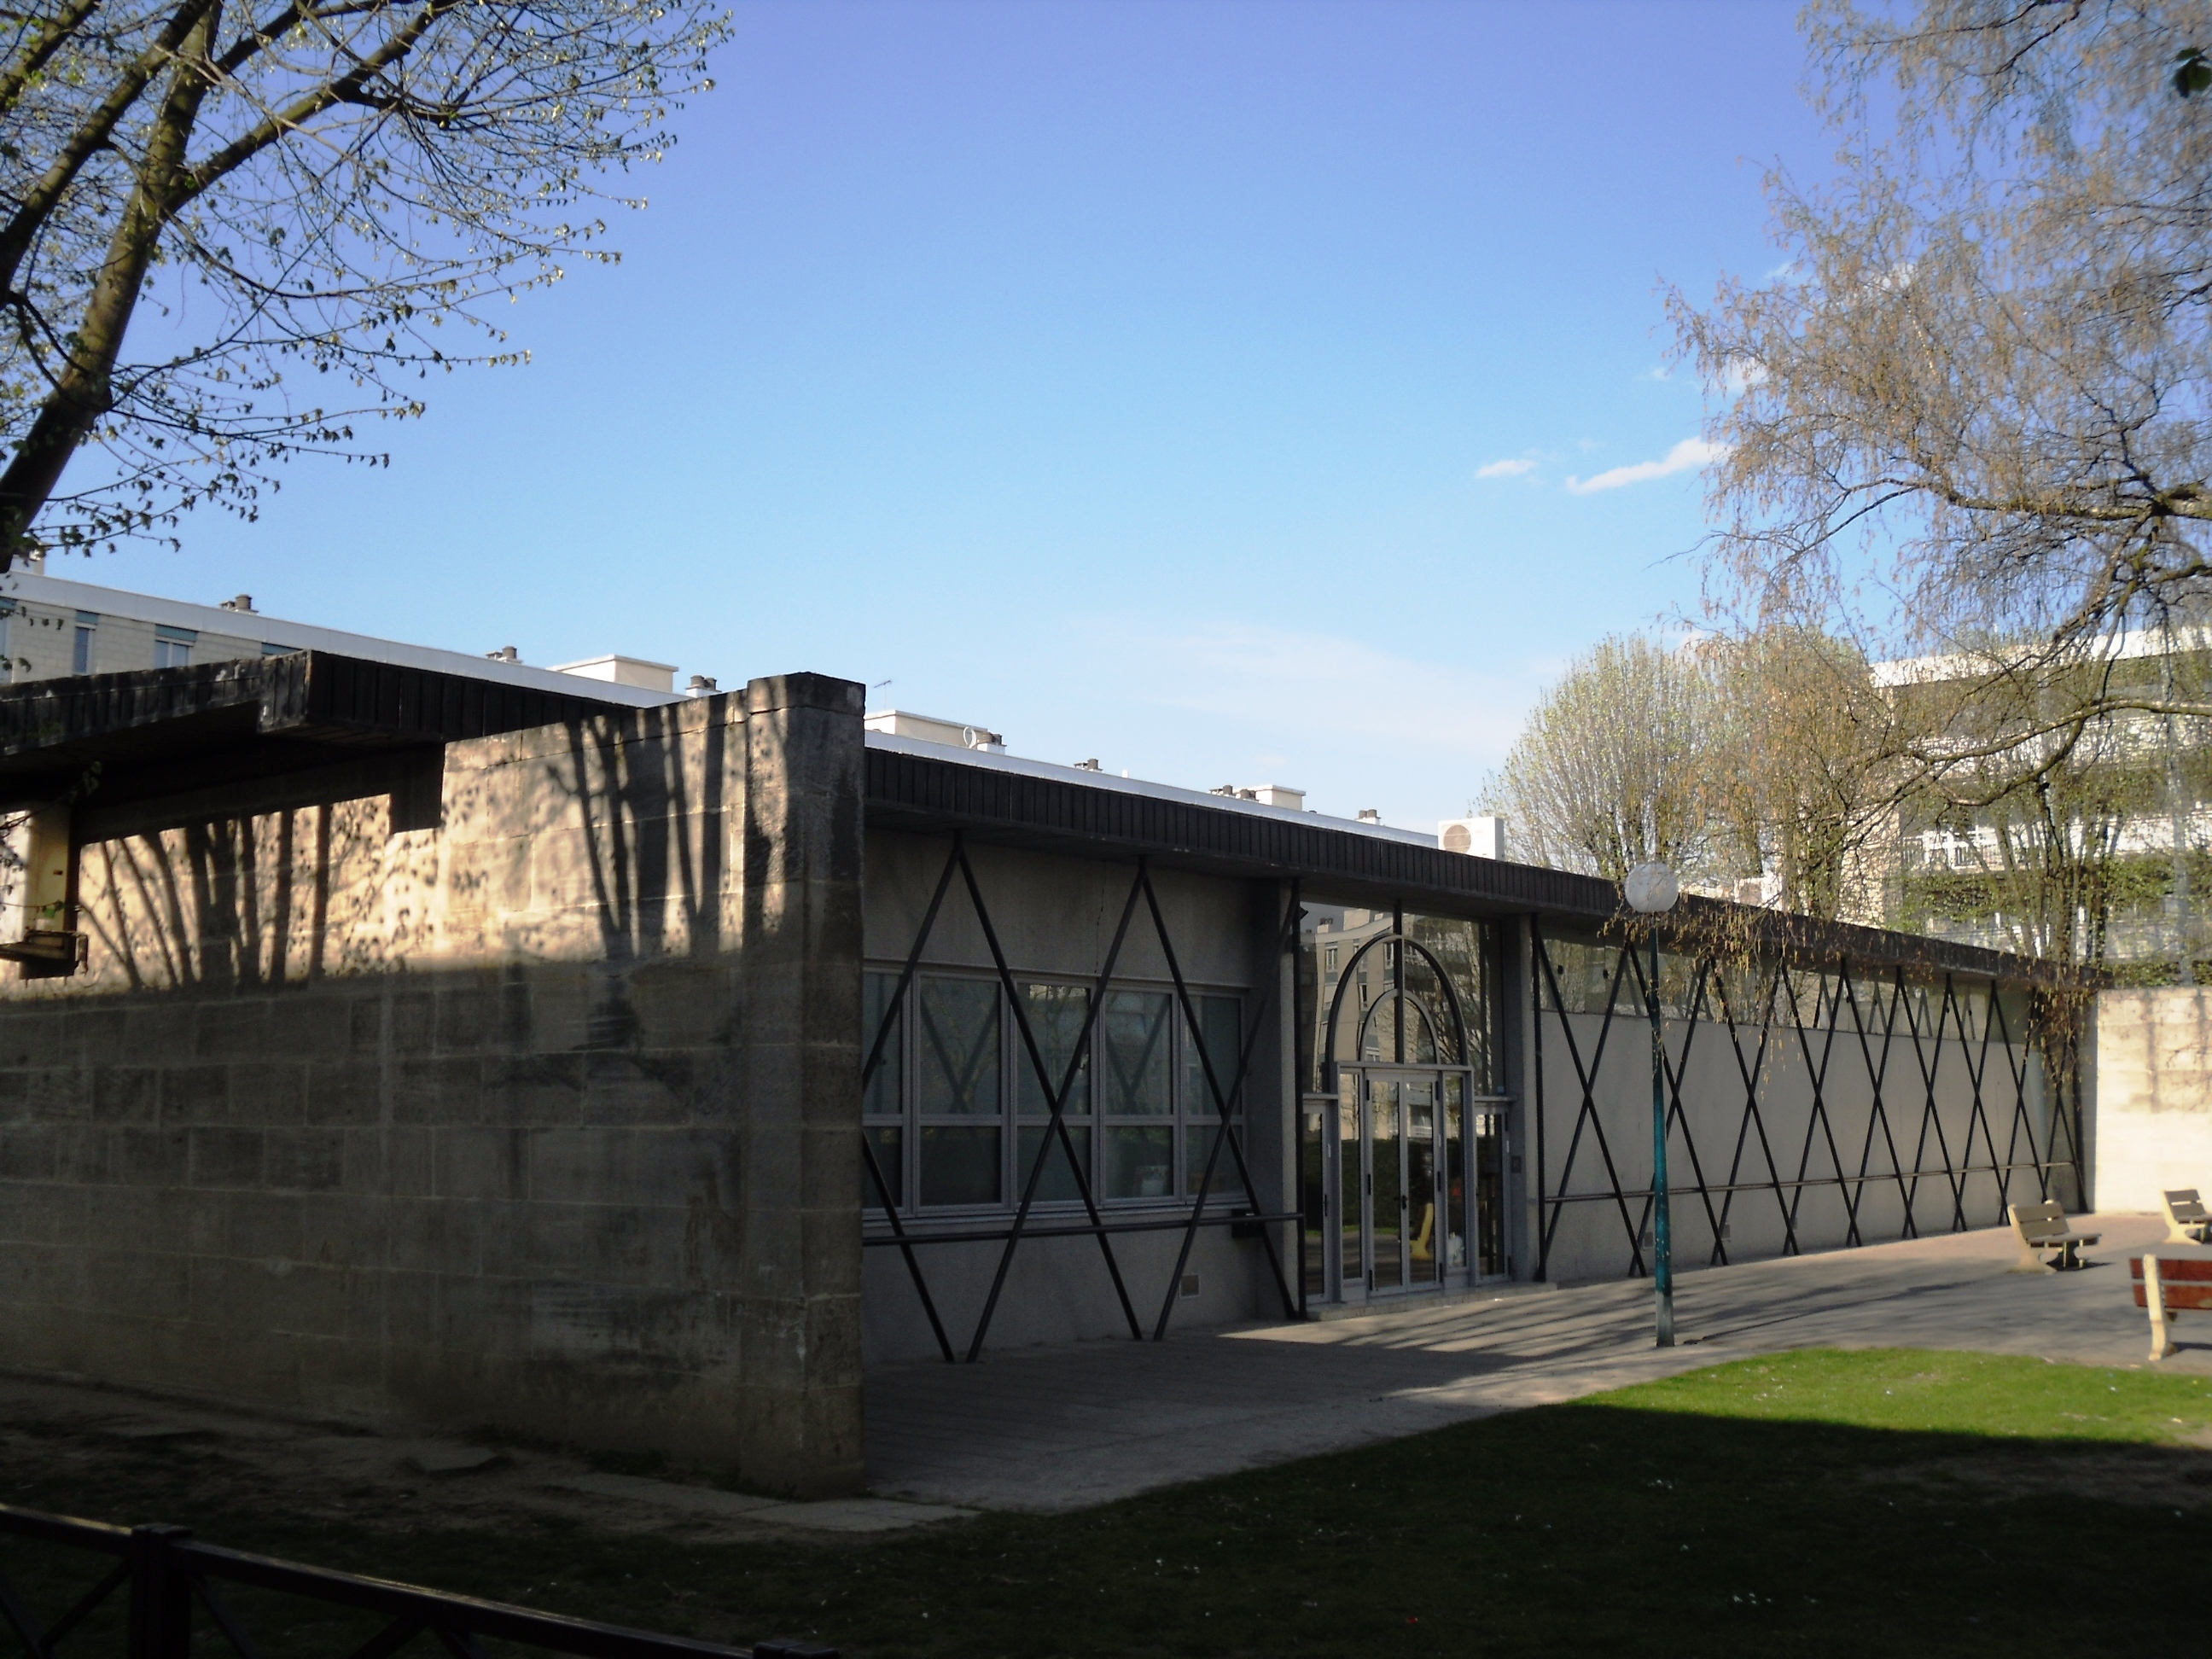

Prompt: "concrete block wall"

[0,673,865,1496]
[2086,987,2212,1213]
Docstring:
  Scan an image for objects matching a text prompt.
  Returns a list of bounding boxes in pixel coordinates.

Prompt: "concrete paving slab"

[768,1499,978,1534]
[864,1214,2212,1512]
[543,1471,789,1518]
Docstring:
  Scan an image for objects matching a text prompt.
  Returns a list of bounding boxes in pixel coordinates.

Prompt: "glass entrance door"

[1340,1068,1470,1297]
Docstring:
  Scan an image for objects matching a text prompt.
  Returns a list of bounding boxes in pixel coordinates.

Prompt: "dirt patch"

[0,1374,940,1545]
[1869,1443,2212,1511]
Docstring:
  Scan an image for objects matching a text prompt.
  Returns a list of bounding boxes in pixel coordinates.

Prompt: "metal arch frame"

[1318,917,1476,1085]
[859,834,1302,1362]
[1528,922,2081,1282]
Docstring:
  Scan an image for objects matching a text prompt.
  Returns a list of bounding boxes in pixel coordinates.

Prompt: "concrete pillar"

[735,672,866,1496]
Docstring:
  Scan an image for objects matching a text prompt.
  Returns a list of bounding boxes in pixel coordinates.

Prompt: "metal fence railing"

[0,1504,838,1659]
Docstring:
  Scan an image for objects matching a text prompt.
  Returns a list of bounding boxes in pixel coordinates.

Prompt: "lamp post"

[1623,860,1679,1348]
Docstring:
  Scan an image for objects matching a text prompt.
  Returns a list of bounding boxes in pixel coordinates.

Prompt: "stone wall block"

[227,1062,307,1126]
[0,1126,55,1180]
[0,1070,28,1122]
[83,1249,189,1323]
[265,1126,345,1192]
[0,1180,62,1245]
[389,990,434,1052]
[195,1001,271,1059]
[114,1126,188,1186]
[391,1056,476,1126]
[0,1241,57,1310]
[346,1126,430,1197]
[579,1054,691,1127]
[305,1061,381,1127]
[0,1011,65,1068]
[480,1051,585,1129]
[434,975,509,1054]
[260,995,352,1062]
[300,1193,387,1273]
[27,1066,90,1121]
[188,1126,265,1189]
[161,1064,230,1125]
[627,963,737,1051]
[74,1184,188,1254]
[120,1001,196,1061]
[432,1126,527,1202]
[55,1125,110,1184]
[63,1005,129,1068]
[221,1188,305,1260]
[348,998,383,1055]
[91,1067,160,1125]
[389,1197,482,1276]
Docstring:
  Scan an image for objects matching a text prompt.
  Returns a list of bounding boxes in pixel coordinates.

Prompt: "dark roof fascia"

[864,745,2075,988]
[0,650,649,804]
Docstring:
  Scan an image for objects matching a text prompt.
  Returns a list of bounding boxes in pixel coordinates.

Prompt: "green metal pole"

[1650,926,1674,1347]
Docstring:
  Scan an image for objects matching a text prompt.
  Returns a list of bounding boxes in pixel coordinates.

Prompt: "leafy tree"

[1671,0,2212,764]
[1481,635,1721,885]
[0,0,724,563]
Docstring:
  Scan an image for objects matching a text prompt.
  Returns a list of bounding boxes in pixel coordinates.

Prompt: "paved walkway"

[864,1212,2212,1511]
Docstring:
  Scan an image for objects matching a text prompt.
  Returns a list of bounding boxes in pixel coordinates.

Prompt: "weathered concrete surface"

[864,1214,2211,1511]
[0,1371,964,1536]
[2087,987,2212,1212]
[0,672,866,1496]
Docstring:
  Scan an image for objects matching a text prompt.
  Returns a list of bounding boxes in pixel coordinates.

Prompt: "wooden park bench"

[2009,1199,2100,1272]
[2133,1254,2212,1360]
[2163,1188,2212,1247]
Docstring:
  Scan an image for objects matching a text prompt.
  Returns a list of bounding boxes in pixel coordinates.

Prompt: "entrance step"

[1306,1280,1562,1324]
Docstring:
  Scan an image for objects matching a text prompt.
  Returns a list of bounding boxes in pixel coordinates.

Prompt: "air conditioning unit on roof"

[1437,815,1506,859]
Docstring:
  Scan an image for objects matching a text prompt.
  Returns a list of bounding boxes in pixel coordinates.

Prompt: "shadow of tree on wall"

[62,701,737,1035]
[79,800,401,991]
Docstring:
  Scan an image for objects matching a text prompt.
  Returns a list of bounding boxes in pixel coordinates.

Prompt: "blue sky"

[72,0,1825,832]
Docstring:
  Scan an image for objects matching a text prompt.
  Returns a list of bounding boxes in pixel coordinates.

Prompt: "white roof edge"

[551,654,681,675]
[864,731,1439,847]
[1872,621,2212,686]
[2,570,680,707]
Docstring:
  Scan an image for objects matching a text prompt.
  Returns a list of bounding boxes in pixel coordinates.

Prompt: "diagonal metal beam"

[1533,931,1646,1276]
[859,839,963,1362]
[1157,886,1307,1339]
[1140,867,1301,1324]
[1712,962,1800,1257]
[960,847,1145,1359]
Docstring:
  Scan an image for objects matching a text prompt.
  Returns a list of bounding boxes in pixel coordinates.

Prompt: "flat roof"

[1,571,682,708]
[863,735,2070,986]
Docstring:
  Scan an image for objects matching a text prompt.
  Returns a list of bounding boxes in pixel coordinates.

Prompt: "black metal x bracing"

[858,841,963,1362]
[1531,917,1648,1278]
[960,847,1146,1359]
[1839,965,1918,1241]
[1778,965,1866,1251]
[1147,870,1303,1338]
[1533,928,2081,1281]
[863,835,1298,1361]
[1621,946,1730,1267]
[1709,962,1802,1259]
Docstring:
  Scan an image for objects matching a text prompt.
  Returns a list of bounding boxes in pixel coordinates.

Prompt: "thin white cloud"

[1475,457,1537,479]
[1092,618,1528,764]
[1565,437,1728,495]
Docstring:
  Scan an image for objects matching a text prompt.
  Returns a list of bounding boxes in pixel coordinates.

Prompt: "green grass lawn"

[5,1348,2210,1658]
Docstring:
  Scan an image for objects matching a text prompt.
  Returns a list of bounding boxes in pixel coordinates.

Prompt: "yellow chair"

[1409,1202,1435,1266]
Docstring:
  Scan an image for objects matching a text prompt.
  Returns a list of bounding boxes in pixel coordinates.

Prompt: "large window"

[153,624,197,668]
[864,969,1244,1214]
